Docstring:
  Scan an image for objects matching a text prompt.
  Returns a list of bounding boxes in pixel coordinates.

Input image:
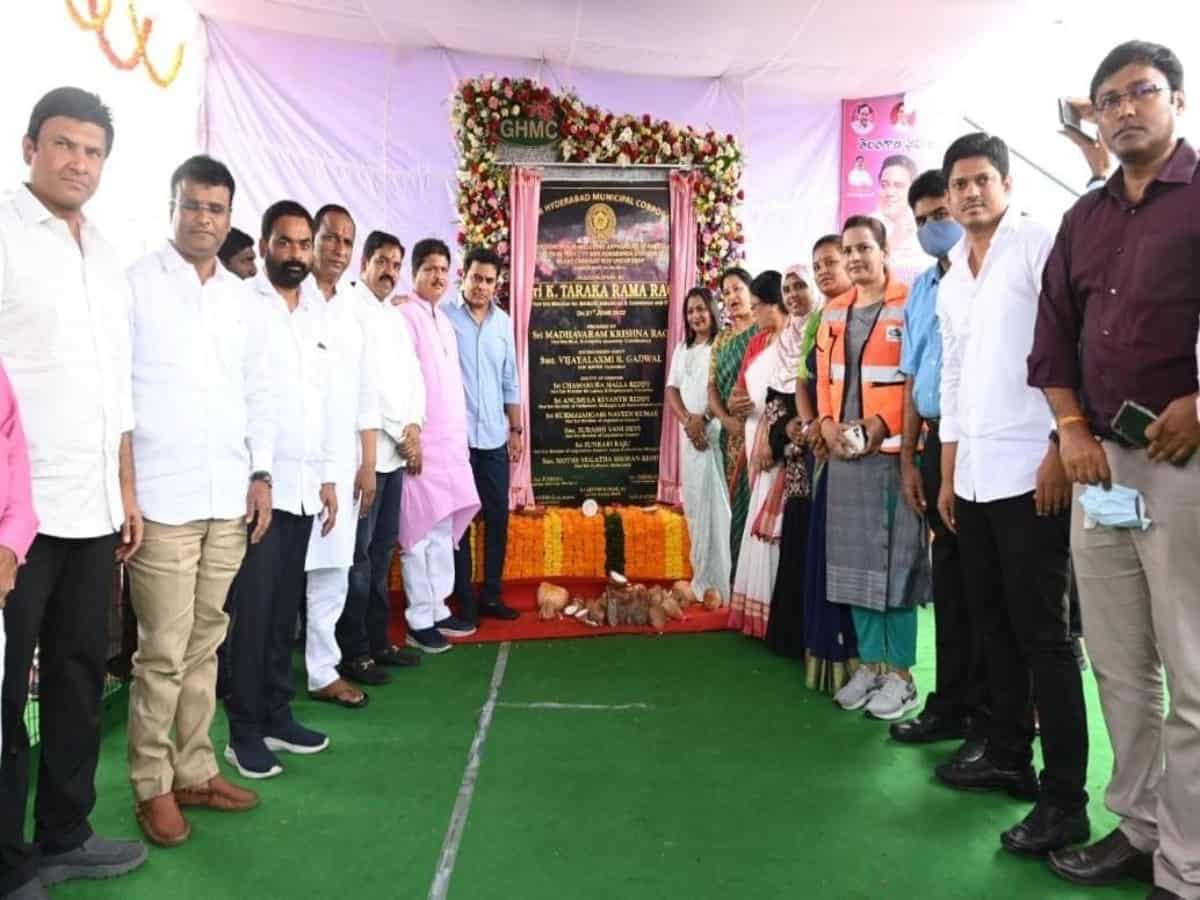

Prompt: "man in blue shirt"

[889,169,990,753]
[448,248,522,623]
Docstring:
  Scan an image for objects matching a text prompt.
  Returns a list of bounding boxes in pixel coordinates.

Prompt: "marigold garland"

[65,0,185,89]
[451,76,745,298]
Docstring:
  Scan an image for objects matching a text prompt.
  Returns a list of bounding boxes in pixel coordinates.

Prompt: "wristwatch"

[250,470,273,487]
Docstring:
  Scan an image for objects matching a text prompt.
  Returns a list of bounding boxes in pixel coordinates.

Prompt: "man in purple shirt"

[1028,41,1200,900]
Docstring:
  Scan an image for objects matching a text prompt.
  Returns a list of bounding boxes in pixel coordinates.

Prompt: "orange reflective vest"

[815,277,909,454]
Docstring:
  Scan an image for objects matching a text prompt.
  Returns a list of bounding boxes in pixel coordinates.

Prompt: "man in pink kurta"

[1,360,39,755]
[396,238,480,652]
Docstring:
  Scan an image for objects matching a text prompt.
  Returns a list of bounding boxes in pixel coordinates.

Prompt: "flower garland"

[65,0,185,89]
[451,76,745,295]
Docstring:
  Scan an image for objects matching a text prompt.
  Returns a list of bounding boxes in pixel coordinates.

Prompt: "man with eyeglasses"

[932,131,1089,859]
[1030,41,1200,900]
[125,155,270,846]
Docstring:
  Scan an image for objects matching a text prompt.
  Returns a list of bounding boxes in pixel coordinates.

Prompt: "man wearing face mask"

[395,238,480,654]
[933,132,1088,858]
[1030,42,1200,900]
[222,201,341,779]
[890,169,990,757]
[336,231,425,685]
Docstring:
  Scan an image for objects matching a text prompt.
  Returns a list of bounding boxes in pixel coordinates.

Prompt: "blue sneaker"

[406,627,451,654]
[435,615,477,638]
[264,720,330,755]
[224,740,283,779]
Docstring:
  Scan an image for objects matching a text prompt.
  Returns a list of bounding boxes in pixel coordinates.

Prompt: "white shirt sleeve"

[243,295,278,476]
[381,312,426,444]
[355,313,381,434]
[666,341,687,390]
[117,280,135,434]
[937,288,962,444]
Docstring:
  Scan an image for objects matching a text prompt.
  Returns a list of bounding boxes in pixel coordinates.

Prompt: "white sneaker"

[865,673,920,721]
[834,666,883,711]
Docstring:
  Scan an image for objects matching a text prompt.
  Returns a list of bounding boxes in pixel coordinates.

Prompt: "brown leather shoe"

[175,774,259,812]
[135,793,191,847]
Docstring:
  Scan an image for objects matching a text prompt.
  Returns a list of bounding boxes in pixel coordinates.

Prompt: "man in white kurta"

[303,206,379,708]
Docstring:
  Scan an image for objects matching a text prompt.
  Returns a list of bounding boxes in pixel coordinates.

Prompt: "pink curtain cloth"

[657,170,699,505]
[507,167,542,508]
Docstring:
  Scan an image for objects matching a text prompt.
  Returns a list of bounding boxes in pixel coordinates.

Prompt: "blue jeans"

[337,468,403,660]
[453,446,510,622]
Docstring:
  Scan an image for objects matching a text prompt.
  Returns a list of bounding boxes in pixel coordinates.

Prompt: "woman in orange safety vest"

[815,216,931,722]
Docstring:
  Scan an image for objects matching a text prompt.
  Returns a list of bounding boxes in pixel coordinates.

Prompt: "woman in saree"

[762,265,818,657]
[665,287,731,604]
[798,235,859,693]
[707,267,758,580]
[728,271,790,637]
[818,216,930,722]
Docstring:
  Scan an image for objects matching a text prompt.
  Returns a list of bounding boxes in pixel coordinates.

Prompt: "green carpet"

[53,609,1142,900]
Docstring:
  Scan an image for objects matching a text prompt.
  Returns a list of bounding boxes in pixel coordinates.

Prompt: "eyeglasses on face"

[1095,82,1167,116]
[173,199,229,217]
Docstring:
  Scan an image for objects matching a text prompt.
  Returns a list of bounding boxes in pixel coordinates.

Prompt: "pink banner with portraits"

[839,93,939,286]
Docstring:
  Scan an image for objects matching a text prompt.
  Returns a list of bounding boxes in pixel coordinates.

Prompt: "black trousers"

[955,492,1089,811]
[222,510,311,745]
[920,426,989,726]
[0,532,119,894]
[452,446,511,622]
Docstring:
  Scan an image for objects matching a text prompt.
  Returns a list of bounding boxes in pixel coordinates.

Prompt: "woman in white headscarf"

[729,269,815,639]
[761,265,820,656]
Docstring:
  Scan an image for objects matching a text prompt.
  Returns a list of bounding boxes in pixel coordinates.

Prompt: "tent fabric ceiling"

[188,0,1041,100]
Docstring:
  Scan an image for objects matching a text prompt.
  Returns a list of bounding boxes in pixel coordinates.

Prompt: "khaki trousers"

[1071,444,1200,899]
[126,518,246,801]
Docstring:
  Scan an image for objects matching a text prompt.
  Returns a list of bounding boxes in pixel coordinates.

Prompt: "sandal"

[308,679,369,709]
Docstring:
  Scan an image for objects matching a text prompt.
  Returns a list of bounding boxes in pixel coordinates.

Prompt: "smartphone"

[843,424,867,456]
[1111,400,1156,448]
[1058,98,1097,141]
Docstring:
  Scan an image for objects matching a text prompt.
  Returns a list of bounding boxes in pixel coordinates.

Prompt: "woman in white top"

[665,288,731,603]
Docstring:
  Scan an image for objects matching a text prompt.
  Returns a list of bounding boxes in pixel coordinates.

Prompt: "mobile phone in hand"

[1111,400,1156,448]
[1058,98,1097,141]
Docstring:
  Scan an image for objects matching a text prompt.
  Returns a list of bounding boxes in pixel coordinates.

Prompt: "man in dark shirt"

[1028,41,1200,900]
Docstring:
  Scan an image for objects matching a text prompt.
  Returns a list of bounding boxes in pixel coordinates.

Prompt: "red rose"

[736,189,745,200]
[457,231,467,246]
[642,114,651,126]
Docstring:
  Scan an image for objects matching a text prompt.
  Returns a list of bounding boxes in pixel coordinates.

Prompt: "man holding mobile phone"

[1029,41,1200,900]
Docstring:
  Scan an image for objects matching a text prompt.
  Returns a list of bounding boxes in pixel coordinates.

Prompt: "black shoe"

[1047,828,1155,886]
[478,600,520,621]
[889,710,967,744]
[373,644,422,668]
[1001,802,1090,857]
[1146,888,1183,899]
[340,656,392,686]
[934,754,1039,801]
[951,736,988,765]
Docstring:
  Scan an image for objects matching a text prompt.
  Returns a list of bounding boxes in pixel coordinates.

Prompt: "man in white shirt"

[302,205,380,709]
[0,87,146,899]
[222,201,339,780]
[931,132,1090,858]
[125,156,268,847]
[338,231,425,682]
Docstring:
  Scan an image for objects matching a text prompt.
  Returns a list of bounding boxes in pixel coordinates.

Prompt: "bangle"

[250,470,272,487]
[1057,415,1086,429]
